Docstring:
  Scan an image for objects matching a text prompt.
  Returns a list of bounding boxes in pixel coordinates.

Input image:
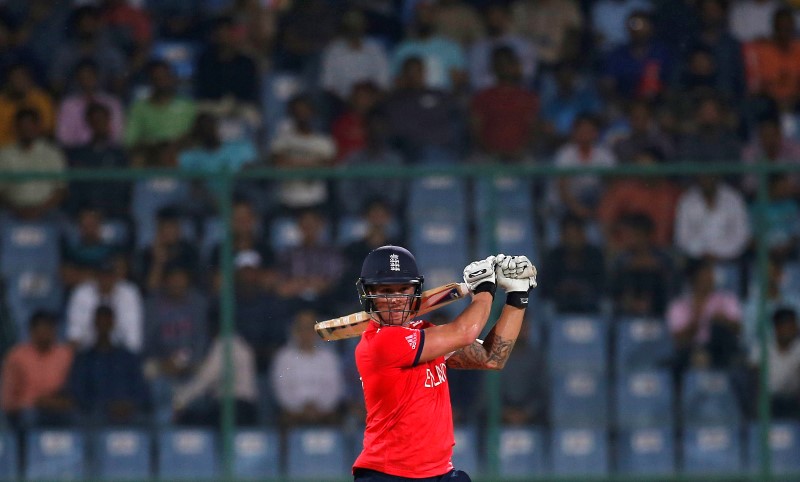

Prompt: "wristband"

[472,281,496,299]
[506,291,529,308]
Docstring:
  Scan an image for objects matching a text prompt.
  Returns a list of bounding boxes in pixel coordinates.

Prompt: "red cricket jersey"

[353,319,455,478]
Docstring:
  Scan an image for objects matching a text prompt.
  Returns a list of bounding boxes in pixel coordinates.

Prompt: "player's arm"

[415,256,498,365]
[448,255,537,370]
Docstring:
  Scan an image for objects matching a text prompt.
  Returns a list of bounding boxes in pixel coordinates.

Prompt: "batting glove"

[496,254,537,308]
[463,255,497,297]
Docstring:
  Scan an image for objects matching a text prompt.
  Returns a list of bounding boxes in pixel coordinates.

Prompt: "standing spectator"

[391,2,467,92]
[66,255,144,353]
[667,258,744,372]
[384,57,461,161]
[49,5,127,97]
[1,312,74,430]
[0,63,55,147]
[270,309,345,427]
[136,207,199,294]
[510,0,583,68]
[540,214,606,314]
[330,81,382,164]
[320,9,390,105]
[676,95,742,163]
[55,59,125,148]
[674,174,751,262]
[598,147,682,252]
[124,60,196,161]
[269,94,336,212]
[68,305,149,425]
[64,102,130,219]
[0,108,66,220]
[336,109,406,216]
[748,307,800,420]
[729,0,781,43]
[470,46,539,163]
[591,0,654,54]
[468,3,537,91]
[195,16,260,105]
[609,213,677,317]
[610,100,675,163]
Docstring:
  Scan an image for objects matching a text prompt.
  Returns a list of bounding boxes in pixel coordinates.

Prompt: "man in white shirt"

[66,256,143,353]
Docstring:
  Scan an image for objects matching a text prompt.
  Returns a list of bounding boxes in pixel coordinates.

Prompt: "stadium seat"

[616,427,676,475]
[682,426,743,474]
[233,430,280,480]
[551,369,609,428]
[25,429,86,480]
[614,370,674,429]
[157,428,219,480]
[62,218,130,249]
[547,315,609,374]
[286,427,348,479]
[0,217,61,277]
[499,426,546,477]
[452,425,480,476]
[614,317,673,374]
[261,71,305,146]
[151,40,198,81]
[335,214,401,247]
[93,429,152,479]
[407,176,468,224]
[748,421,800,474]
[551,428,609,476]
[681,370,742,427]
[0,431,18,481]
[130,178,192,248]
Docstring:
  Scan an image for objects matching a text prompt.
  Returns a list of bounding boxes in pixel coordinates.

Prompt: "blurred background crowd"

[1,0,800,477]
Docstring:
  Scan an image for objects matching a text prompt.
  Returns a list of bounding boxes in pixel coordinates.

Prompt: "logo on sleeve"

[405,333,417,349]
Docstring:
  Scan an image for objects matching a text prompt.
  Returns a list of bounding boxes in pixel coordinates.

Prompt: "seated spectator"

[66,255,144,353]
[468,4,537,91]
[434,0,485,46]
[384,57,461,162]
[748,307,800,419]
[331,81,382,164]
[172,318,258,427]
[741,117,800,199]
[598,147,682,253]
[208,197,275,279]
[674,174,751,262]
[0,63,55,147]
[275,209,345,309]
[667,258,744,374]
[336,108,406,215]
[320,9,390,106]
[510,0,583,68]
[0,16,45,86]
[270,310,345,427]
[67,305,149,425]
[609,100,675,163]
[591,0,655,54]
[55,59,125,148]
[470,46,539,163]
[1,311,74,430]
[124,60,196,165]
[49,5,127,98]
[61,205,123,290]
[749,174,800,261]
[272,0,339,74]
[98,0,153,72]
[64,102,130,219]
[609,213,678,318]
[675,95,741,164]
[669,45,725,123]
[0,108,66,220]
[268,94,336,212]
[540,214,606,314]
[136,206,199,294]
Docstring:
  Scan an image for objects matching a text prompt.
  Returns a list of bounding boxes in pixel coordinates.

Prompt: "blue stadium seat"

[0,431,18,481]
[407,176,468,224]
[452,425,480,476]
[547,315,609,374]
[615,370,674,429]
[551,370,609,428]
[335,215,401,247]
[157,429,219,480]
[62,218,130,249]
[682,426,743,474]
[25,429,86,480]
[748,421,800,474]
[551,428,609,476]
[130,178,192,248]
[614,317,673,374]
[616,427,676,475]
[286,427,348,479]
[234,430,280,480]
[499,426,547,477]
[0,217,60,277]
[473,177,539,260]
[151,40,198,81]
[93,429,152,479]
[681,370,742,427]
[474,177,534,217]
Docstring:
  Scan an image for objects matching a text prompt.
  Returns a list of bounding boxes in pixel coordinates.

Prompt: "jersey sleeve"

[370,326,426,368]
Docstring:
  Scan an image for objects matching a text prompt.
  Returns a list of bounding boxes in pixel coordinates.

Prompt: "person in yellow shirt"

[0,63,55,146]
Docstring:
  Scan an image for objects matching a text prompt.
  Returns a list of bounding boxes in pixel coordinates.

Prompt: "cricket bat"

[314,282,470,341]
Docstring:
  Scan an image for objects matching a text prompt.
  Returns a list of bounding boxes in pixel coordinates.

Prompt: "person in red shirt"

[352,246,537,481]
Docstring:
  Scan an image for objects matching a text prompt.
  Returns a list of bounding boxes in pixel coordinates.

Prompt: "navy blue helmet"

[356,245,424,324]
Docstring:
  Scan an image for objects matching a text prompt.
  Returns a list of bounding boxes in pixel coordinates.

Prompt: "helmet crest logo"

[389,254,400,271]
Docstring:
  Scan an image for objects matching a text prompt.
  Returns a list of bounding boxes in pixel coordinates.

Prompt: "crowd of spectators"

[0,0,799,446]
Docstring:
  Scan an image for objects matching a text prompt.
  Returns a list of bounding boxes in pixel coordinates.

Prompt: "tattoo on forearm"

[447,334,516,370]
